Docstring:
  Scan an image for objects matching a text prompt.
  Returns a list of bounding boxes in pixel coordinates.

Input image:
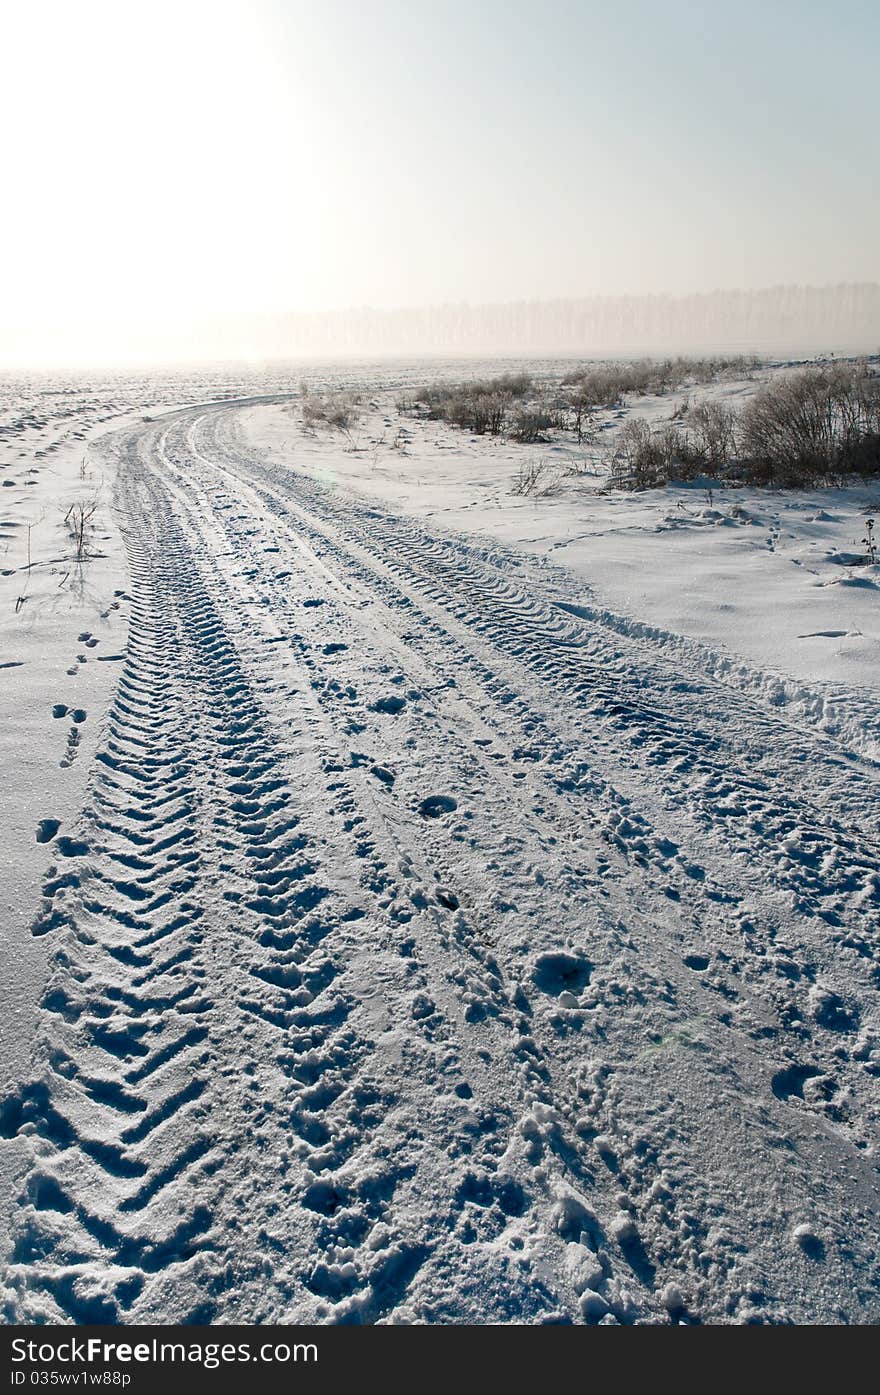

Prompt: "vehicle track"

[4,400,880,1325]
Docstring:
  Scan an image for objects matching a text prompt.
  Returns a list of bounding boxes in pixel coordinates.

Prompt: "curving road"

[5,400,880,1324]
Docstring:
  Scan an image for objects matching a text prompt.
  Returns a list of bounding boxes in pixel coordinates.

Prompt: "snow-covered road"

[4,399,880,1324]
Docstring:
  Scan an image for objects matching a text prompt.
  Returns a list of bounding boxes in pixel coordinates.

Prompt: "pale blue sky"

[1,0,877,362]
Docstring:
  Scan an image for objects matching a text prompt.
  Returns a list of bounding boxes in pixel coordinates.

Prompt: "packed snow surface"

[1,360,879,1326]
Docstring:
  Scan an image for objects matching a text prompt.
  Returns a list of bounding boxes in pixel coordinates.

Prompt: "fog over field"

[91,285,880,367]
[4,286,879,370]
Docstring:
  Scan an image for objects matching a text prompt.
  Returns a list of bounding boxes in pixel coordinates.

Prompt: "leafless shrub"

[64,499,98,560]
[687,401,739,477]
[509,407,559,443]
[608,407,737,489]
[511,457,562,497]
[563,457,602,479]
[409,373,533,437]
[569,393,598,444]
[477,372,532,398]
[610,420,715,490]
[562,366,629,408]
[390,428,408,453]
[15,521,36,612]
[609,363,880,489]
[739,363,880,485]
[562,355,762,406]
[410,357,760,451]
[611,422,668,489]
[301,392,361,436]
[463,391,508,435]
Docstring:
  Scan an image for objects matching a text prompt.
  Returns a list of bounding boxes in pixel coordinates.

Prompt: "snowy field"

[1,358,879,1325]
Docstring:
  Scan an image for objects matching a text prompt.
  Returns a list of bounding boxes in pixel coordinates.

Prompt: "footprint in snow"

[808,986,857,1032]
[35,819,60,844]
[59,718,84,768]
[372,695,406,715]
[532,951,592,997]
[792,1224,826,1261]
[771,1063,821,1102]
[683,954,710,971]
[56,836,89,857]
[418,794,457,819]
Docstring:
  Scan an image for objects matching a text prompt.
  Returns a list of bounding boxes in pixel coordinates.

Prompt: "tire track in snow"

[207,408,880,1035]
[5,455,434,1322]
[145,417,654,1322]
[5,422,615,1324]
[4,401,879,1325]
[164,404,880,1320]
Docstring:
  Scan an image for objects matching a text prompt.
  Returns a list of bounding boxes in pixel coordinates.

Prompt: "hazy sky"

[2,0,878,364]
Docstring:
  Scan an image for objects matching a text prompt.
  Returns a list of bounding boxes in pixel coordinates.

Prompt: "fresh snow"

[1,360,879,1326]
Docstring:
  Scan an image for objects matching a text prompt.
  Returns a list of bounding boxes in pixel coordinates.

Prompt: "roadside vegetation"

[560,354,761,406]
[299,388,362,441]
[610,361,880,489]
[401,373,545,438]
[297,356,880,495]
[396,356,761,447]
